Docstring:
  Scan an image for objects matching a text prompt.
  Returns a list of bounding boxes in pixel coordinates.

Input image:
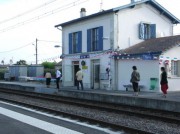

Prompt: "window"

[69,31,82,54]
[171,61,180,76]
[72,32,78,53]
[92,28,99,51]
[139,22,156,40]
[87,26,103,52]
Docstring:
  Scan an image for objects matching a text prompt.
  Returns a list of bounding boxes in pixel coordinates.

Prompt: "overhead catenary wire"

[0,42,34,54]
[38,40,61,44]
[0,0,58,25]
[0,0,89,33]
[0,39,62,54]
[0,0,88,63]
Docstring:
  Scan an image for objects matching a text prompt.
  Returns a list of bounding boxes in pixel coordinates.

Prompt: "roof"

[55,0,180,27]
[123,35,180,55]
[113,0,180,24]
[55,9,113,27]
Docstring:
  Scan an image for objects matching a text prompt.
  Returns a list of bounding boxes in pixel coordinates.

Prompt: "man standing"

[130,66,140,96]
[76,68,84,90]
[56,69,61,90]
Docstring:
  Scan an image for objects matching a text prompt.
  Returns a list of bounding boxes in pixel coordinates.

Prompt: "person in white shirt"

[76,68,84,90]
[56,69,61,89]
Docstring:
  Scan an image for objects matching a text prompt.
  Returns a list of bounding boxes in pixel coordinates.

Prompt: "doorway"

[73,61,79,86]
[91,60,100,89]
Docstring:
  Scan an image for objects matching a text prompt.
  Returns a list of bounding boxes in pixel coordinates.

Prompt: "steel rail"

[0,96,152,134]
[0,88,179,125]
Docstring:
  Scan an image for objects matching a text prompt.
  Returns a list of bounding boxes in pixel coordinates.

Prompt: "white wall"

[62,13,114,55]
[61,13,114,89]
[62,59,73,86]
[163,46,180,60]
[116,4,173,49]
[168,78,180,91]
[160,46,180,91]
[62,53,111,89]
[118,60,160,91]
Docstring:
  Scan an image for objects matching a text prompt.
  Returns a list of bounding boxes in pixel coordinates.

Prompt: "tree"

[41,61,56,69]
[41,61,56,77]
[1,60,4,65]
[15,60,27,65]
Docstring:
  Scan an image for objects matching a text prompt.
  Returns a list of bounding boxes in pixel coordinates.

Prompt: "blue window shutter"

[77,31,82,53]
[139,23,144,39]
[87,29,91,52]
[98,26,103,51]
[69,33,72,54]
[150,24,156,39]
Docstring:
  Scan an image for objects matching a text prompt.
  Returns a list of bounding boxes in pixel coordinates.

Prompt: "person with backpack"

[130,66,140,96]
[56,69,61,90]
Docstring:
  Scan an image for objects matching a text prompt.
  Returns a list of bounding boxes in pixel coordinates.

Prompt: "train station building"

[55,0,180,91]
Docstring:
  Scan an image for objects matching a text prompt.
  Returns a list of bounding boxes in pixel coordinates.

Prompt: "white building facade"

[55,0,180,91]
[115,35,180,92]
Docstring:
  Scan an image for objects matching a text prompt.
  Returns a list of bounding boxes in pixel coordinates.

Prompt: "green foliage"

[44,68,56,78]
[41,62,57,78]
[15,60,27,65]
[41,61,56,69]
[0,69,7,80]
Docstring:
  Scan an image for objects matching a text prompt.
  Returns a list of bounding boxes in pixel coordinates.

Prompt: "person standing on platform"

[160,67,168,98]
[76,68,84,90]
[45,71,52,88]
[56,69,61,90]
[130,66,140,96]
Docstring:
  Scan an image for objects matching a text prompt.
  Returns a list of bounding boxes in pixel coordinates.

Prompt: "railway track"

[0,88,179,134]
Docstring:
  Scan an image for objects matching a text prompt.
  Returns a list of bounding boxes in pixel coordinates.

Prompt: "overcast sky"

[0,0,179,65]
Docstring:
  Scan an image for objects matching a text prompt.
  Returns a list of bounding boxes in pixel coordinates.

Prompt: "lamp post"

[33,38,62,64]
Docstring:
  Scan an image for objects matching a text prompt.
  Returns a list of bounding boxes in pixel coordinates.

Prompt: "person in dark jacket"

[160,67,168,98]
[130,66,140,96]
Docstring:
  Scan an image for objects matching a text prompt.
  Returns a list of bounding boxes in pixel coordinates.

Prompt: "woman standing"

[45,71,52,88]
[160,67,168,98]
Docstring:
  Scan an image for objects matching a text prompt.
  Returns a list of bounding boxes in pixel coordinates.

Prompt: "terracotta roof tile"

[123,35,180,54]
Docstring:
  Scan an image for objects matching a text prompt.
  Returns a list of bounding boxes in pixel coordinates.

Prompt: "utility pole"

[36,38,38,65]
[100,0,103,11]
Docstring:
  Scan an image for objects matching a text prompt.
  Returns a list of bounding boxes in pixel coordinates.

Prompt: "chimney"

[80,8,86,17]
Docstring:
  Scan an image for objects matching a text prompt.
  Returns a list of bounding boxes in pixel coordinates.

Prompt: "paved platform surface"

[0,81,180,113]
[0,101,117,134]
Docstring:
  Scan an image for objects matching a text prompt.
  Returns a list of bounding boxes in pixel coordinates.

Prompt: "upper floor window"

[72,32,78,53]
[92,28,99,51]
[171,60,180,77]
[69,31,82,54]
[87,26,103,52]
[139,22,156,40]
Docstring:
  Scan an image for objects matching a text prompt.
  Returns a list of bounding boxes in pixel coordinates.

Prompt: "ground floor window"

[171,60,180,77]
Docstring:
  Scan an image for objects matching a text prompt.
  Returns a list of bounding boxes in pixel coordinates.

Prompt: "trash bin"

[150,78,158,90]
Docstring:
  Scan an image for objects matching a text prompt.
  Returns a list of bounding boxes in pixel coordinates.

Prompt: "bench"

[19,76,32,81]
[18,76,56,83]
[29,77,56,83]
[123,84,144,92]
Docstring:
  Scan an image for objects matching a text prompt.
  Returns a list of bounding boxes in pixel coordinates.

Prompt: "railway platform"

[0,81,180,113]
